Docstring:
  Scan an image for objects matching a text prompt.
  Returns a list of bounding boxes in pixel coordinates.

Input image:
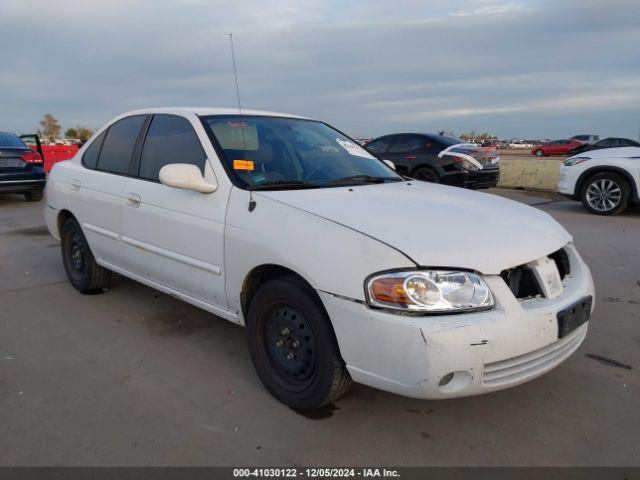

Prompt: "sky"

[1,0,639,140]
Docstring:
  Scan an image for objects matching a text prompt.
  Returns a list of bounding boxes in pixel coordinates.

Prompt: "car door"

[121,114,228,309]
[70,115,147,268]
[550,141,564,155]
[385,135,426,173]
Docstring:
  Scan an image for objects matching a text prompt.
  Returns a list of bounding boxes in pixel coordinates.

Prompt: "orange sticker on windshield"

[233,160,254,171]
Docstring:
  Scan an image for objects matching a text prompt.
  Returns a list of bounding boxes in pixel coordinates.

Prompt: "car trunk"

[0,147,37,179]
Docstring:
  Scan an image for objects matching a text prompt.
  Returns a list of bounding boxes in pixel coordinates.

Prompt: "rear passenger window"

[96,115,146,175]
[387,136,424,153]
[138,115,206,181]
[82,131,106,169]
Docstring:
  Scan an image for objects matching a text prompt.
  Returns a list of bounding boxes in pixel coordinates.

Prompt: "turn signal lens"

[366,270,494,313]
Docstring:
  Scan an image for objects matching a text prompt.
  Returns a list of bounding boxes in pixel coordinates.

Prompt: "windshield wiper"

[249,180,320,191]
[323,175,402,186]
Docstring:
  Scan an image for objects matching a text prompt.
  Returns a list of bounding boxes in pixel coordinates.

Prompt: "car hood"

[259,182,571,274]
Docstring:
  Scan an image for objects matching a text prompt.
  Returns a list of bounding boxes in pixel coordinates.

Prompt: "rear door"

[385,135,427,173]
[70,115,147,268]
[121,114,228,309]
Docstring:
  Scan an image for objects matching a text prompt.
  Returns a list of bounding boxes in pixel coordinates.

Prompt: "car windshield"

[201,115,402,189]
[0,132,27,148]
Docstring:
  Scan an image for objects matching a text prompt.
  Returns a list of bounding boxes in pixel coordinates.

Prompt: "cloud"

[1,0,639,139]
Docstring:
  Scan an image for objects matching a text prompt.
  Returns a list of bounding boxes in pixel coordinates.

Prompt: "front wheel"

[535,149,544,157]
[412,167,439,183]
[246,275,351,410]
[580,172,630,215]
[61,217,112,293]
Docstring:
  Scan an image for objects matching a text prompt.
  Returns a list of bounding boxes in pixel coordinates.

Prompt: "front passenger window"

[138,115,206,182]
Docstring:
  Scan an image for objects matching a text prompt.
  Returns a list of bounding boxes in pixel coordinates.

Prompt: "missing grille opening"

[549,248,570,280]
[500,266,543,299]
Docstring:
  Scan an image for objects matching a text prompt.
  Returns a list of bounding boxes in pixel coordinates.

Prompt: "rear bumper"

[0,178,46,193]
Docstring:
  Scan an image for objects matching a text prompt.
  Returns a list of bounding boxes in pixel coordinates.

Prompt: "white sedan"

[558,146,640,215]
[45,108,595,410]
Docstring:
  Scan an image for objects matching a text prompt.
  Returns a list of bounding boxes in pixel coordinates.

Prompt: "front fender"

[224,187,416,323]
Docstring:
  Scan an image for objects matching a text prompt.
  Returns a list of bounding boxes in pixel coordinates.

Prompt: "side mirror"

[383,159,396,170]
[159,163,217,194]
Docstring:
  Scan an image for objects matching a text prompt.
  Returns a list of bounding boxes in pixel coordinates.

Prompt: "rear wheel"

[580,172,630,215]
[61,217,112,293]
[246,275,351,410]
[25,190,43,202]
[412,167,439,183]
[535,149,544,157]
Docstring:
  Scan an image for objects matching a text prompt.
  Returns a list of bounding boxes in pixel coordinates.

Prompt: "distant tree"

[460,131,497,141]
[65,127,78,138]
[459,130,476,141]
[39,113,61,138]
[75,126,94,141]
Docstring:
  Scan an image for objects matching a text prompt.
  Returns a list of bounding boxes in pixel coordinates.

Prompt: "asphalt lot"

[1,189,638,466]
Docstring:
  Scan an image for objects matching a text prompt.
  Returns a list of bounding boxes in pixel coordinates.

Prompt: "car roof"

[119,107,310,120]
[371,133,451,140]
[579,146,640,158]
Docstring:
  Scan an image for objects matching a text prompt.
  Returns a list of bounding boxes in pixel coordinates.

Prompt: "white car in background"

[45,107,595,410]
[558,147,640,215]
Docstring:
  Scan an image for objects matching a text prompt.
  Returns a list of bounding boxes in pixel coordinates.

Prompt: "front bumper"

[557,168,576,196]
[441,168,500,190]
[320,244,594,399]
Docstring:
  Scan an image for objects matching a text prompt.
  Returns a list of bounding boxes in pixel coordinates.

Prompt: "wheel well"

[576,167,638,200]
[240,264,315,319]
[410,164,437,176]
[57,209,75,236]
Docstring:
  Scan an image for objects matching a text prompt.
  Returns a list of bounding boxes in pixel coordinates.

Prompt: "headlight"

[563,156,590,166]
[366,270,494,313]
[456,159,479,171]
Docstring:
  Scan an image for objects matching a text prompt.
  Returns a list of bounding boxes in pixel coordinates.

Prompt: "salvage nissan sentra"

[44,108,595,410]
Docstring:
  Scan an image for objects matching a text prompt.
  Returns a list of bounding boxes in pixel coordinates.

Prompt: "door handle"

[126,193,141,208]
[70,179,81,191]
[405,155,417,160]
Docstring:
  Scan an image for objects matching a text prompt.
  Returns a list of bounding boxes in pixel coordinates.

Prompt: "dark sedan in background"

[365,133,500,189]
[0,131,46,202]
[568,137,640,155]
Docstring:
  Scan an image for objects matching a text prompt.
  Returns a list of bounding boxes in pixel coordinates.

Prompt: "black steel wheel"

[246,274,351,410]
[61,217,112,293]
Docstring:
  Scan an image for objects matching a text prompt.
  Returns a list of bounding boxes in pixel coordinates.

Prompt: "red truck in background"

[28,143,79,172]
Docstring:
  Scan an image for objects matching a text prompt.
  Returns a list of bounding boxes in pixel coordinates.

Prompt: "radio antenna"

[229,33,242,113]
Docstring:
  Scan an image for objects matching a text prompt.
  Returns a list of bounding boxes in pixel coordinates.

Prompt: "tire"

[25,190,43,202]
[61,217,112,293]
[580,172,630,215]
[246,275,351,410]
[535,149,544,157]
[412,167,439,183]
